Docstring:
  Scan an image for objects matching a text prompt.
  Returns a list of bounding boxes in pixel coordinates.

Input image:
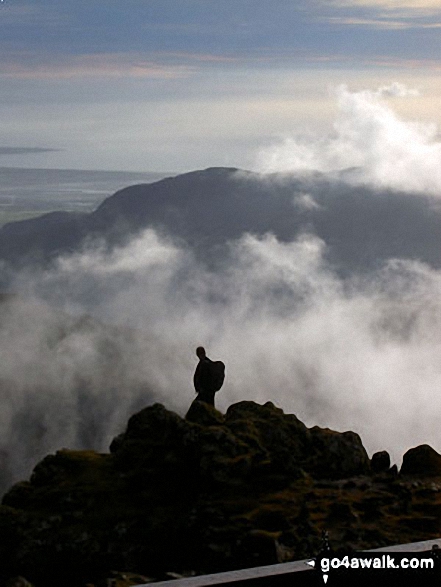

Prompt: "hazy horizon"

[1,1,441,171]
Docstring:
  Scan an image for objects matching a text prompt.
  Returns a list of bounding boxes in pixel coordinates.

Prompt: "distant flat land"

[0,167,173,225]
[0,210,52,225]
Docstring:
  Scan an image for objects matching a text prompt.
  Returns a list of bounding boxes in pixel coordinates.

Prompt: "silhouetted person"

[193,346,216,406]
[191,346,225,409]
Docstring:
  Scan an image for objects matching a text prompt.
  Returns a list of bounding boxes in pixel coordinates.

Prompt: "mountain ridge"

[1,167,441,278]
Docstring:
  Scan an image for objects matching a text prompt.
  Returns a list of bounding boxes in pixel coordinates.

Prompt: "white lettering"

[387,555,397,569]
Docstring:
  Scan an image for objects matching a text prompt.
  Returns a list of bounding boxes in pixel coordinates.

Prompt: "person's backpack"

[210,360,225,392]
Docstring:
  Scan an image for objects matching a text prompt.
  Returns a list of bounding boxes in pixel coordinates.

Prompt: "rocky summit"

[0,400,441,587]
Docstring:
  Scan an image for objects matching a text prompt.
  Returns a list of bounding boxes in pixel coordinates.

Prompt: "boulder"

[185,399,225,426]
[371,451,391,474]
[401,444,441,477]
[225,401,370,480]
[307,427,370,479]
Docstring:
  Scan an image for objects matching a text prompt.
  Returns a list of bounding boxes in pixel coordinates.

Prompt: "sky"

[0,0,441,171]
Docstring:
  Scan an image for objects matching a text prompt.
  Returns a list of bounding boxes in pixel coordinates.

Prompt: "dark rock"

[307,427,370,479]
[4,578,34,587]
[401,444,441,477]
[343,480,357,489]
[109,433,124,454]
[386,482,412,514]
[359,528,388,548]
[0,400,439,586]
[388,464,398,477]
[358,498,385,520]
[235,529,279,567]
[185,400,225,426]
[225,401,370,480]
[371,451,391,474]
[342,527,361,544]
[105,571,155,586]
[1,482,33,509]
[404,516,440,533]
[250,507,291,532]
[327,502,358,524]
[276,529,301,562]
[124,402,183,442]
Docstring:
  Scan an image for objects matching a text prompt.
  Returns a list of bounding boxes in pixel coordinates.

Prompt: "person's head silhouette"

[196,346,206,360]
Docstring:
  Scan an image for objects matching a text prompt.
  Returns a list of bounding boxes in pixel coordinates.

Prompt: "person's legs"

[198,390,215,406]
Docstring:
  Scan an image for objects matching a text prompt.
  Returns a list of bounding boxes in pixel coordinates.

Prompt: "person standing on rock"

[192,346,225,408]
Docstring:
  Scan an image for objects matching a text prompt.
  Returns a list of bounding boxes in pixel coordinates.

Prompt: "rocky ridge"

[0,400,440,587]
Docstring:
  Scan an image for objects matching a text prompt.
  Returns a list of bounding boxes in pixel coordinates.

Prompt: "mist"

[256,83,441,196]
[1,224,441,494]
[2,82,441,495]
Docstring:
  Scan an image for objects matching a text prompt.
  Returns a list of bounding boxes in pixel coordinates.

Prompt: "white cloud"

[328,0,441,9]
[293,193,323,211]
[325,15,441,29]
[2,67,441,173]
[57,229,180,276]
[255,83,441,196]
[375,82,420,97]
[3,225,441,492]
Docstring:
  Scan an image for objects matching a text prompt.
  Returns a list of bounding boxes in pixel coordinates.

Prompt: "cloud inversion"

[256,84,441,196]
[2,219,441,494]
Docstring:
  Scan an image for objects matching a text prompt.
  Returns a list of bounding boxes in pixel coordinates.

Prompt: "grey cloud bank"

[2,223,441,494]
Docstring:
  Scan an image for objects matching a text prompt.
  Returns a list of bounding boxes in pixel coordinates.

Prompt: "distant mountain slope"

[1,167,441,274]
[0,211,87,266]
[92,167,299,241]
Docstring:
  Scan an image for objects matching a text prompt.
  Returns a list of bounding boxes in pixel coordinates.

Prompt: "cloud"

[0,52,196,80]
[293,193,323,211]
[56,230,180,276]
[153,51,242,64]
[0,2,68,27]
[3,223,441,493]
[325,15,441,28]
[328,0,441,9]
[0,147,61,156]
[365,56,441,70]
[302,52,441,71]
[255,83,441,196]
[0,48,242,82]
[322,0,441,30]
[375,82,419,97]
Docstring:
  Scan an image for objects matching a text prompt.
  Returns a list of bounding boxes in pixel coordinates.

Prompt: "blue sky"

[0,0,441,171]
